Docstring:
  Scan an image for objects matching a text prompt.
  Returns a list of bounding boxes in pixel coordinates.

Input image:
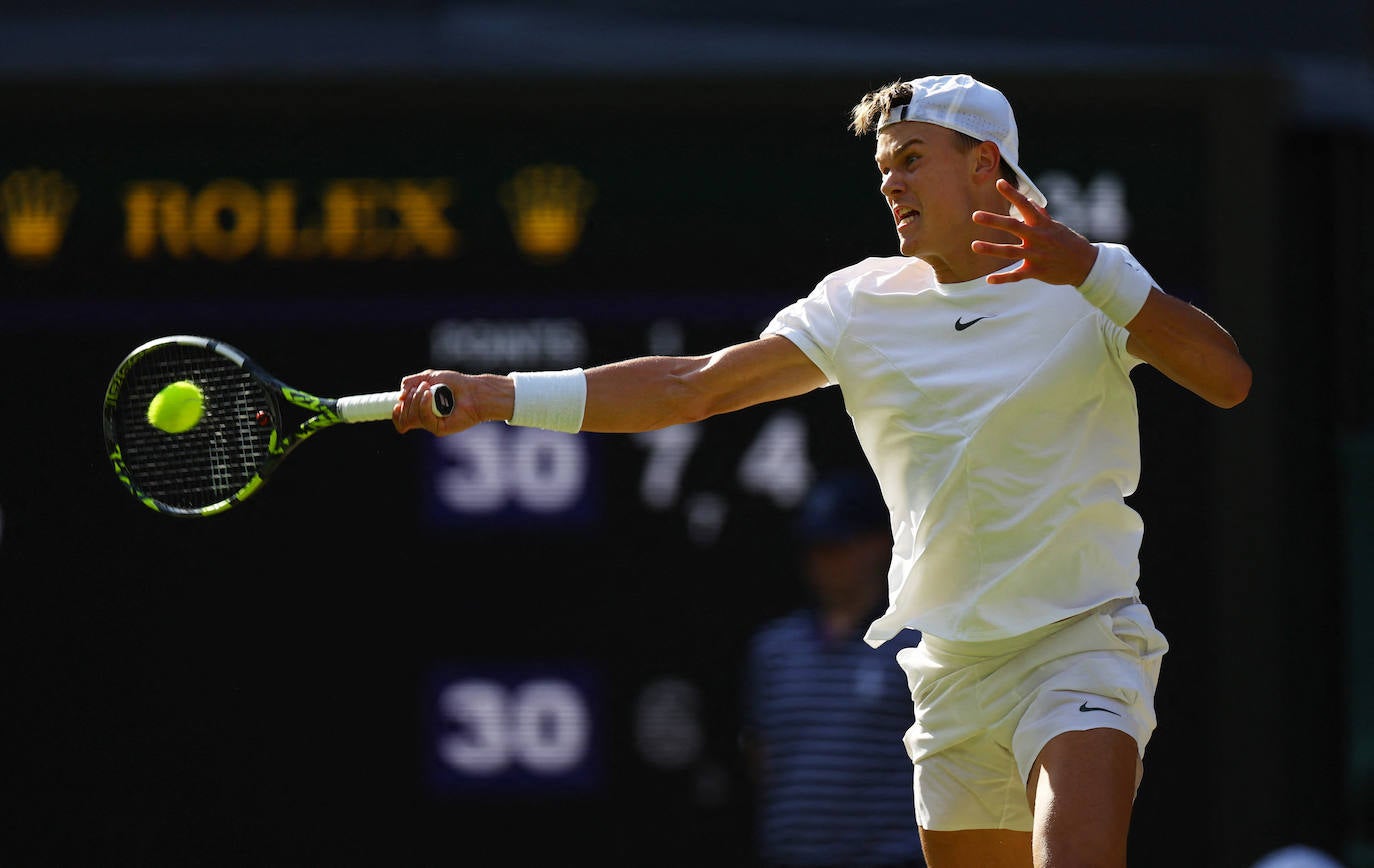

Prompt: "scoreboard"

[0,72,1248,864]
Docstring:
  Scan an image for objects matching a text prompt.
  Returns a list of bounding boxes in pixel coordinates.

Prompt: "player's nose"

[880,170,902,198]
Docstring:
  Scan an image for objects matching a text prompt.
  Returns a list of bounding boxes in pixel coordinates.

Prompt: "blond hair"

[849,79,913,136]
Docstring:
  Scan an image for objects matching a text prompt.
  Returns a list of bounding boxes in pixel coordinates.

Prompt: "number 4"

[737,410,811,508]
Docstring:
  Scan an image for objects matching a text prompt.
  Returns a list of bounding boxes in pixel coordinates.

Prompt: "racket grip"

[337,385,454,422]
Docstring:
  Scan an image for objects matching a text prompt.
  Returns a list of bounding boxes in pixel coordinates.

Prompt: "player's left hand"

[971,179,1099,287]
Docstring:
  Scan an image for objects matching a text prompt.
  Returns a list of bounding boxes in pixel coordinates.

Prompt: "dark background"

[0,3,1370,866]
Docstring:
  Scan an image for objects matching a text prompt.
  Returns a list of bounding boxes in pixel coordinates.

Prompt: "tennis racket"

[103,334,453,517]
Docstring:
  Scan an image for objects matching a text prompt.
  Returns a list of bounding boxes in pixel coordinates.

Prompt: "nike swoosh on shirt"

[954,315,994,331]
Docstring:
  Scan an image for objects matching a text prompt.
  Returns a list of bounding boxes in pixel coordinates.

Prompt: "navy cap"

[794,470,889,543]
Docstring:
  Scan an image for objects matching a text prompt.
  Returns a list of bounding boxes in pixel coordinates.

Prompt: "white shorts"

[894,597,1168,832]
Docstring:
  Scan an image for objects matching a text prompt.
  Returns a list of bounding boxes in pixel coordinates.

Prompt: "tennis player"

[393,73,1252,867]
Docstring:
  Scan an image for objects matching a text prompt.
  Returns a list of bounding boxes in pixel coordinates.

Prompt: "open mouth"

[894,206,918,228]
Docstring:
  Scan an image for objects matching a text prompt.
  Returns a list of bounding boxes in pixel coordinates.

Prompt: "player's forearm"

[580,356,709,432]
[464,358,698,433]
[493,338,820,435]
[1073,243,1251,409]
[1125,289,1252,409]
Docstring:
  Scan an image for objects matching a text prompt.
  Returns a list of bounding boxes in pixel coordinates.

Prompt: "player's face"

[874,122,980,261]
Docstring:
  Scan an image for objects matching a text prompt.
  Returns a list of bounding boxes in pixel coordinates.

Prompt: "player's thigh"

[918,827,1032,868]
[1026,727,1140,866]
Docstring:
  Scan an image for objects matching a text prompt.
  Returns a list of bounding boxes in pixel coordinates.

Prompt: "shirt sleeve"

[1104,316,1143,372]
[760,278,851,387]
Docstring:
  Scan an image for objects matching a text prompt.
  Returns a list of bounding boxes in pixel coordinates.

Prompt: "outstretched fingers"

[971,180,1098,287]
[998,178,1049,221]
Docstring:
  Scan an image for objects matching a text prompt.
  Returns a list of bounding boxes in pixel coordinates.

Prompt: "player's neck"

[923,219,1020,284]
[923,249,1010,285]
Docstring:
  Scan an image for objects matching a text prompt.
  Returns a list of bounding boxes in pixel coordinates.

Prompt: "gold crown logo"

[1,168,77,264]
[500,164,596,264]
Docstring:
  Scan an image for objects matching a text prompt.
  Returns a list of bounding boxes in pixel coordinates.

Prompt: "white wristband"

[1077,243,1153,327]
[506,369,587,433]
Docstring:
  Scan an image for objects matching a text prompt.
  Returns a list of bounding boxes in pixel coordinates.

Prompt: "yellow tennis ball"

[146,380,204,434]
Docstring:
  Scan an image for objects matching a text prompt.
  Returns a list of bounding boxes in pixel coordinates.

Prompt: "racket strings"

[113,344,273,511]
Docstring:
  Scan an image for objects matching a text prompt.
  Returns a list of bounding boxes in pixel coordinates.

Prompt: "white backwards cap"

[878,73,1047,207]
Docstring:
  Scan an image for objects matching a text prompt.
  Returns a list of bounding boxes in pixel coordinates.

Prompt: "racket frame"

[104,334,440,517]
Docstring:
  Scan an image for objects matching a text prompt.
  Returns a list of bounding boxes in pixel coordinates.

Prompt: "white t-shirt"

[763,250,1150,644]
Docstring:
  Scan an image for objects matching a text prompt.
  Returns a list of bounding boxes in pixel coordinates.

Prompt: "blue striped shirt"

[743,609,925,867]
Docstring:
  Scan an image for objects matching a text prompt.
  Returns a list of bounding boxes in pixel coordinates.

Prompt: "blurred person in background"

[741,469,925,868]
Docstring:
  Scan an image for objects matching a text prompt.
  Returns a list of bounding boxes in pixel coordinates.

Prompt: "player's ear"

[971,140,1002,184]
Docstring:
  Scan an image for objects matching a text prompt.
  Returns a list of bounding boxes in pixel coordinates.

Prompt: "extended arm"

[972,179,1251,409]
[581,336,830,431]
[392,334,828,435]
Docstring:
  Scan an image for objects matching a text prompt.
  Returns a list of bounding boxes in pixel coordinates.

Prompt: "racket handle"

[337,385,454,422]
